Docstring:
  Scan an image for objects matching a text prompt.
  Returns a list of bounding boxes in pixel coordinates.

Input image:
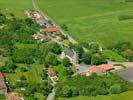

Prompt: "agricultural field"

[58,91,133,100]
[37,0,133,47]
[0,0,32,17]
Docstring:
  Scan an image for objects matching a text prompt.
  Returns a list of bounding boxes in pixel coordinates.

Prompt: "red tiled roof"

[0,72,4,79]
[42,27,60,33]
[89,64,114,74]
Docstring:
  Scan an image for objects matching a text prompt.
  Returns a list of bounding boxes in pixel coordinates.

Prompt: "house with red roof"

[42,27,60,35]
[0,72,7,95]
[86,64,114,76]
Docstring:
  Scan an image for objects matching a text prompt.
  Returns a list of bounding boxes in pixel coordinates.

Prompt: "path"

[46,89,55,100]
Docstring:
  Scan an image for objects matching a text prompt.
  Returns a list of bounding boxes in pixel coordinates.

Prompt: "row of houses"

[29,10,61,34]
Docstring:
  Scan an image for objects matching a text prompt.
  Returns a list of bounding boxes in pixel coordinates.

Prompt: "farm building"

[86,64,114,76]
[42,27,60,34]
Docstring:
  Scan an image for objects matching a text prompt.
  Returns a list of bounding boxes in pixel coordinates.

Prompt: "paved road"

[32,0,78,44]
[108,61,133,68]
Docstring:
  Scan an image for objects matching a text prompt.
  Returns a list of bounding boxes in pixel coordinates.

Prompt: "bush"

[125,0,133,2]
[62,57,71,67]
[119,15,132,21]
[110,84,123,94]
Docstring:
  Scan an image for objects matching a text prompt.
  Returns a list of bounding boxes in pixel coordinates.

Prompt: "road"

[32,0,78,44]
[108,61,133,68]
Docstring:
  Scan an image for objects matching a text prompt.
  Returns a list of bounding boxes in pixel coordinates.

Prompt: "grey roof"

[64,50,75,58]
[36,18,51,27]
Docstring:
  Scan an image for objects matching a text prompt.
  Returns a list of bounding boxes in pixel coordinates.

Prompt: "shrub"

[119,15,132,21]
[125,0,133,2]
[110,84,123,94]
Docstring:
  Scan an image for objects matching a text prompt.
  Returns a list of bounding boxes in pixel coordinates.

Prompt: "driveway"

[75,64,90,74]
[117,68,133,82]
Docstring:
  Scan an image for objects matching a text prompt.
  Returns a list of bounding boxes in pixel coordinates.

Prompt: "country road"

[32,0,78,44]
[108,61,133,68]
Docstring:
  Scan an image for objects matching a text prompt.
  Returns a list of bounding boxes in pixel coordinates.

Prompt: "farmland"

[37,0,133,47]
[0,0,32,17]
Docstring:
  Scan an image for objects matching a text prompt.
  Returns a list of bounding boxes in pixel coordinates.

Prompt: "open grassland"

[58,91,133,100]
[37,0,133,47]
[0,0,32,17]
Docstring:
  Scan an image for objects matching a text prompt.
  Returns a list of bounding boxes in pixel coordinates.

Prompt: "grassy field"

[37,0,133,47]
[0,0,32,17]
[58,91,133,100]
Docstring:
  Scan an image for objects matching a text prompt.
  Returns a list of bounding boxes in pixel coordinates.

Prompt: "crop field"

[58,91,133,100]
[0,0,32,17]
[37,0,133,47]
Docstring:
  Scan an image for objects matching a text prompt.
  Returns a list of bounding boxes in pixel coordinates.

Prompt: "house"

[6,92,24,100]
[42,27,60,35]
[32,33,48,41]
[86,64,114,76]
[0,72,7,95]
[61,50,78,65]
[48,68,58,84]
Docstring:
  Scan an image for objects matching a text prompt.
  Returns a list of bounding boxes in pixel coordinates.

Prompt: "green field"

[37,0,133,47]
[58,91,133,100]
[0,0,32,17]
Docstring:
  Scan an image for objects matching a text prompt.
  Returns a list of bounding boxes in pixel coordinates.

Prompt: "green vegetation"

[57,91,133,100]
[102,50,126,62]
[0,0,32,17]
[0,12,53,99]
[37,0,133,47]
[55,74,133,98]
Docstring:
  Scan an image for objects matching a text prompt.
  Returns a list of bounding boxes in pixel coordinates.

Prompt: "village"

[0,8,133,100]
[0,10,133,100]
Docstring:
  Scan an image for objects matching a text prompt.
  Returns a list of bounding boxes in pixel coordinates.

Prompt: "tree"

[45,52,58,66]
[20,75,27,81]
[82,52,92,64]
[91,53,106,65]
[62,24,68,31]
[62,57,71,67]
[63,68,74,76]
[70,44,84,59]
[110,84,123,94]
[51,43,62,54]
[122,49,133,61]
[62,86,72,97]
[41,69,48,80]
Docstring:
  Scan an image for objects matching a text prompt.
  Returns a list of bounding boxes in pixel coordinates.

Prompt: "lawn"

[102,50,126,62]
[0,0,33,17]
[58,91,133,100]
[37,0,133,47]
